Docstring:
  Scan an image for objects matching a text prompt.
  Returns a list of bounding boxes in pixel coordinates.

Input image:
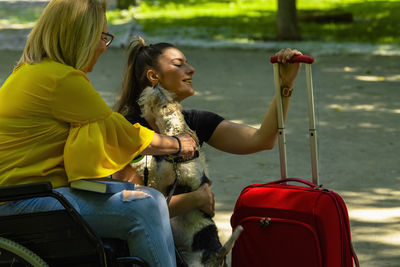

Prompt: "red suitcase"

[230,55,359,267]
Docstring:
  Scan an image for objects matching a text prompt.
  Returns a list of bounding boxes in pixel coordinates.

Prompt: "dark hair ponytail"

[114,36,175,115]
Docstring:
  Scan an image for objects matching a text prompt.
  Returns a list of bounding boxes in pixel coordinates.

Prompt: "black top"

[125,109,224,146]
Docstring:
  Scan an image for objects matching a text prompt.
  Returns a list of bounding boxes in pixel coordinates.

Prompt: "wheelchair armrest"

[0,182,52,202]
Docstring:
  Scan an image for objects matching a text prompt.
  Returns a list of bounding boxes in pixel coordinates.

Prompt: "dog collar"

[160,150,200,163]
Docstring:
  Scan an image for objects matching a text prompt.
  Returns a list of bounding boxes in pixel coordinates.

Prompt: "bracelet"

[171,136,181,155]
[281,86,293,97]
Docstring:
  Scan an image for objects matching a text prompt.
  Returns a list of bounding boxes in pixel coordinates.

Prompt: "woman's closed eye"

[171,58,188,67]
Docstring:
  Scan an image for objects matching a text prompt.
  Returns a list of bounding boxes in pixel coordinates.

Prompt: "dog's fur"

[132,86,242,267]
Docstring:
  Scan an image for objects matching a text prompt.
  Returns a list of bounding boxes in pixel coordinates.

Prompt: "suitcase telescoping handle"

[270,55,319,185]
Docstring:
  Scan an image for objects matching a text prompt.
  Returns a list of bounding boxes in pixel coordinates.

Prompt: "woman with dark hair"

[114,36,303,218]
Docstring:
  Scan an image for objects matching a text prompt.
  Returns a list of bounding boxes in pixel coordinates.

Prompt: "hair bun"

[130,35,146,49]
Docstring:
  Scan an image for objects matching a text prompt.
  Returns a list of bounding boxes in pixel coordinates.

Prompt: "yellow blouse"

[0,59,154,188]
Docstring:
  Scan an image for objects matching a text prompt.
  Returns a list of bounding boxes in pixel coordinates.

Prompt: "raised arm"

[207,48,302,154]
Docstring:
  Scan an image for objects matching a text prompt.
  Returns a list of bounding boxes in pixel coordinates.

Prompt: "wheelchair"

[0,182,174,266]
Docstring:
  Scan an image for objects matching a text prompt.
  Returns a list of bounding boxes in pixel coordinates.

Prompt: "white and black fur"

[132,85,242,267]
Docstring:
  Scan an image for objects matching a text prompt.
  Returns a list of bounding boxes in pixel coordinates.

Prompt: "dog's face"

[139,86,199,143]
[139,86,177,121]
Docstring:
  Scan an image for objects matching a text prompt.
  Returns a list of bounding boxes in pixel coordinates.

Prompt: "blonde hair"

[18,0,107,71]
[114,36,175,115]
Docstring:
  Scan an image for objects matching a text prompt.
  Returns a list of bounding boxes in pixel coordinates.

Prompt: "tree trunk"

[117,0,136,9]
[276,0,302,41]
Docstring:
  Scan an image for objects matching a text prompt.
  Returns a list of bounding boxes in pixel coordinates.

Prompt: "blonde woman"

[0,1,197,266]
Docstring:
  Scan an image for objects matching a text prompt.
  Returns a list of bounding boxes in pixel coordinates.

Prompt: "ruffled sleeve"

[52,68,154,181]
[65,113,154,181]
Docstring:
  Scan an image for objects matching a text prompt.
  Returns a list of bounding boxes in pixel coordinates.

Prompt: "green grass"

[1,0,398,44]
[0,3,44,28]
[0,2,132,29]
[133,0,400,44]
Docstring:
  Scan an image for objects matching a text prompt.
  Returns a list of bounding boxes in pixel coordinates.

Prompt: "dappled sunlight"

[348,104,376,111]
[353,224,400,257]
[0,23,33,30]
[106,8,135,25]
[328,103,375,111]
[321,67,352,73]
[193,90,210,96]
[213,210,237,265]
[350,207,400,223]
[203,95,224,101]
[327,103,399,114]
[385,74,400,81]
[353,226,400,247]
[331,92,361,100]
[231,120,261,129]
[357,122,382,129]
[344,66,358,72]
[354,74,400,82]
[355,75,385,82]
[357,122,380,128]
[214,211,234,244]
[336,189,400,262]
[350,211,400,251]
[136,0,277,20]
[341,188,400,206]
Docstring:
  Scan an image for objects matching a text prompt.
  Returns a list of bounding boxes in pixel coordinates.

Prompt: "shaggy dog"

[132,85,242,267]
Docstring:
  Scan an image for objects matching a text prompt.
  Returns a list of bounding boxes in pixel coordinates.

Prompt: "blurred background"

[111,0,399,44]
[1,0,399,48]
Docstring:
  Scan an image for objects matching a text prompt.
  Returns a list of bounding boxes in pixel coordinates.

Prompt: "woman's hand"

[195,183,215,217]
[176,134,197,159]
[274,48,303,88]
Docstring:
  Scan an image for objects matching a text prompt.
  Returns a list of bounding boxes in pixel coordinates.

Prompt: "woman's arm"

[168,183,215,218]
[207,48,301,154]
[142,133,197,158]
[207,95,289,154]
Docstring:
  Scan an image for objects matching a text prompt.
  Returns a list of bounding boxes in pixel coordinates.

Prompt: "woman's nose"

[187,64,195,74]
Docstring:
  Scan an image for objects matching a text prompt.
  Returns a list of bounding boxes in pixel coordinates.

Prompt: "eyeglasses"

[101,32,114,47]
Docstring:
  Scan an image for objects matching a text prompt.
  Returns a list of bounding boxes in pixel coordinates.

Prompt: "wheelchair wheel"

[0,237,49,266]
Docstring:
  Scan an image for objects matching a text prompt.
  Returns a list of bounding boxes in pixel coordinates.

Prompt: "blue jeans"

[0,186,176,267]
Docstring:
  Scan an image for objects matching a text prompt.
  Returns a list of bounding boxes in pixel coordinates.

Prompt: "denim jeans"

[0,186,176,267]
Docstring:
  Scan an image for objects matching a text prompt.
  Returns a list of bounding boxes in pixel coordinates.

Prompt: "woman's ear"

[146,69,159,85]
